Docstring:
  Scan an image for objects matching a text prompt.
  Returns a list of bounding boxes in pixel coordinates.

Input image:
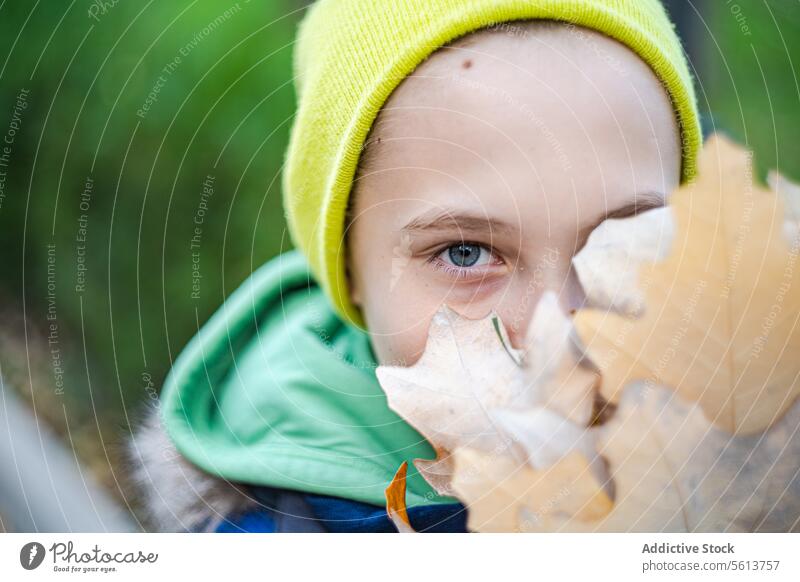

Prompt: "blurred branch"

[0,374,135,532]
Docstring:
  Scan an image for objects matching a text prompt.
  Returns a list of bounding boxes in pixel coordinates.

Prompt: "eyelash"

[426,242,504,279]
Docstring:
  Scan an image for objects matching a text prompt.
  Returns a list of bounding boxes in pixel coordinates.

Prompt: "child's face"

[347,23,681,366]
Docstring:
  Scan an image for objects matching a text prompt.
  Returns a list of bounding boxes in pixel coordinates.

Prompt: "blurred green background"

[0,0,798,513]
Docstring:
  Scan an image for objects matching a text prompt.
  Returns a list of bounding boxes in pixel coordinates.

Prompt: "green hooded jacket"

[160,250,455,507]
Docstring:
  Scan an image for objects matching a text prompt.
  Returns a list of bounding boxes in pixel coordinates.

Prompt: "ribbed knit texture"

[283,0,702,327]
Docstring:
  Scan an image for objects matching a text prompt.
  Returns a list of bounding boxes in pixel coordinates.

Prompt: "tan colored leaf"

[451,448,613,533]
[574,134,800,434]
[376,292,598,491]
[376,305,524,457]
[385,461,415,533]
[516,385,800,532]
[414,448,455,496]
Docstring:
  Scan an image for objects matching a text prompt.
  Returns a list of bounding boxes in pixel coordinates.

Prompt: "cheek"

[349,242,436,366]
[360,284,436,367]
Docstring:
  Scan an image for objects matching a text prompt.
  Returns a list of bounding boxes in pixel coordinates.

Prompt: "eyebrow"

[401,210,518,236]
[401,192,665,239]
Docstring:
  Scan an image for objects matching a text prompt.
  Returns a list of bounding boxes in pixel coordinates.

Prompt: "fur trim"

[124,403,258,532]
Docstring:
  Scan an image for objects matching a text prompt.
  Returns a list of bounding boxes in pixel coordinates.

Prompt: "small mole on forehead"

[462,59,472,69]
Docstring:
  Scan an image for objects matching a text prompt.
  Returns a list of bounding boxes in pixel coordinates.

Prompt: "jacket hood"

[152,250,451,513]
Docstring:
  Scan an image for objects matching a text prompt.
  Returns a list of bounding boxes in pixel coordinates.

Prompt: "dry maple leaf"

[451,448,613,533]
[385,461,415,533]
[376,292,598,495]
[575,384,800,532]
[574,134,800,434]
[455,383,800,532]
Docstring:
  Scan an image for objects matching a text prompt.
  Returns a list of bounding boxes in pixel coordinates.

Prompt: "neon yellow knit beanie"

[283,0,702,328]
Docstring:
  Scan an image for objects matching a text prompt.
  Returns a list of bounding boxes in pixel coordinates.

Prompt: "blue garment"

[212,486,469,533]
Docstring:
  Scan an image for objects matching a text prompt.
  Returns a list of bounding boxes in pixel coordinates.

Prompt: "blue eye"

[430,242,505,278]
[445,243,486,267]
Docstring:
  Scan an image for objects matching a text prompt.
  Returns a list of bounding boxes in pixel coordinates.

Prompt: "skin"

[346,21,681,366]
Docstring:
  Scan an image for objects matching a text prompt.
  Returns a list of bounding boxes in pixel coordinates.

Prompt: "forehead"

[379,21,676,130]
[362,22,678,178]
